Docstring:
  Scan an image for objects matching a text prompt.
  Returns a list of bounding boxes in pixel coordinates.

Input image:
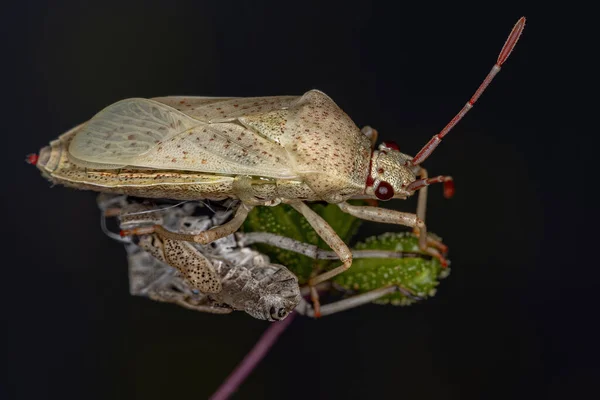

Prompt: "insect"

[30,18,525,315]
[98,195,301,321]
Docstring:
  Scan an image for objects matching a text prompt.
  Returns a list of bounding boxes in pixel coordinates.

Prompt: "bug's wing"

[163,238,222,293]
[152,95,299,123]
[128,121,296,178]
[150,96,234,114]
[69,98,201,167]
[68,98,297,178]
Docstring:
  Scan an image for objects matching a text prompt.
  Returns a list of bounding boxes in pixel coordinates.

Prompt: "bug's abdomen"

[37,128,236,200]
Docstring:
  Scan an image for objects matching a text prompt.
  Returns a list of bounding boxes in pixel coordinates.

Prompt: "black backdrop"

[4,2,593,400]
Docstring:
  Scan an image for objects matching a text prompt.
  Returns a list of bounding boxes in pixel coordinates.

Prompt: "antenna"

[410,17,526,166]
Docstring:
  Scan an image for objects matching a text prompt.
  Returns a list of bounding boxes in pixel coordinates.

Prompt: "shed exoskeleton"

[98,195,301,321]
[32,18,525,315]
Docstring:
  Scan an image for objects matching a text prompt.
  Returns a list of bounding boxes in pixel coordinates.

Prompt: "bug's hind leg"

[122,203,254,245]
[296,286,404,318]
[337,202,448,267]
[191,203,253,244]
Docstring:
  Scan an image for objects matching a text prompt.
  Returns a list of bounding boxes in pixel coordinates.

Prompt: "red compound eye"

[381,141,400,151]
[375,181,394,200]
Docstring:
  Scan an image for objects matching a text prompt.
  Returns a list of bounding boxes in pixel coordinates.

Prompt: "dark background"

[3,2,592,399]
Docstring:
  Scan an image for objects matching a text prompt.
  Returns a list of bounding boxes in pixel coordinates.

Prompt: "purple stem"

[209,312,296,400]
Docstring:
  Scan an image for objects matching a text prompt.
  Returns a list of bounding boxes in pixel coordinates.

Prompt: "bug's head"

[364,142,455,201]
[365,142,419,200]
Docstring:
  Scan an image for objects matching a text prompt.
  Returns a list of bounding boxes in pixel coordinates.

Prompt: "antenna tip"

[516,17,527,32]
[497,16,526,66]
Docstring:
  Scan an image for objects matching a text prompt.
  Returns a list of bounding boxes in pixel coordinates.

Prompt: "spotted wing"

[152,95,299,123]
[69,98,200,166]
[68,98,297,178]
[126,122,296,178]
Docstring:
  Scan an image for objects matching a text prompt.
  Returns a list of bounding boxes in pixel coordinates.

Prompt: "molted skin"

[108,196,301,321]
[37,90,375,204]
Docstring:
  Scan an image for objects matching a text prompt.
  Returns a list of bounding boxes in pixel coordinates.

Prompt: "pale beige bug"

[32,18,525,314]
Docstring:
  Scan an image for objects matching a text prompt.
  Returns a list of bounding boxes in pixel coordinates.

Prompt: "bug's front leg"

[415,167,429,224]
[337,202,448,267]
[414,167,448,254]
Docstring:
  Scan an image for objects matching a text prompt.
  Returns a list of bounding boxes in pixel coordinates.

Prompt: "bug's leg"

[149,291,233,314]
[304,254,325,317]
[300,286,396,317]
[415,167,429,223]
[296,286,420,317]
[289,202,353,286]
[177,303,232,314]
[122,203,254,245]
[100,209,131,243]
[237,232,426,260]
[361,126,378,149]
[309,285,322,318]
[170,299,233,314]
[337,202,448,267]
[338,201,422,230]
[412,167,448,254]
[191,203,254,244]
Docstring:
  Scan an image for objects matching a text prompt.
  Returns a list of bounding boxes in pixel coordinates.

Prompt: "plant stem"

[209,312,296,400]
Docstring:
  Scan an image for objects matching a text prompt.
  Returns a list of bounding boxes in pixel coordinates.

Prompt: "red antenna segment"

[410,17,526,166]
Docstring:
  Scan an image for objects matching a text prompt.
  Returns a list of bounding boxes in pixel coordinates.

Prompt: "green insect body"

[243,203,449,305]
[335,232,450,306]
